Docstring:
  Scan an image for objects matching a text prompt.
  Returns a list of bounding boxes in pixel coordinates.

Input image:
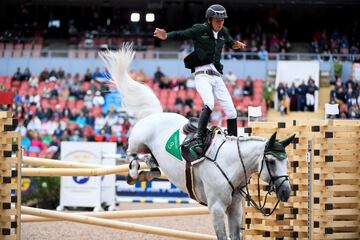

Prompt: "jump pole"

[22,206,216,240]
[21,206,209,222]
[23,156,147,169]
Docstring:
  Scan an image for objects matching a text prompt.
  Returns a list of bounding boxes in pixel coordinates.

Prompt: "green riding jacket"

[167,22,235,74]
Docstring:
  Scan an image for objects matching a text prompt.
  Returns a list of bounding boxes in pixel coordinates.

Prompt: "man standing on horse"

[154,4,246,155]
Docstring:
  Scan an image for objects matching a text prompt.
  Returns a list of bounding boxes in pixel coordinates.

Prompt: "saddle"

[181,117,216,163]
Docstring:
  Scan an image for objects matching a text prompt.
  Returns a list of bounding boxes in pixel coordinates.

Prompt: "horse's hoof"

[126,174,137,185]
[148,169,161,179]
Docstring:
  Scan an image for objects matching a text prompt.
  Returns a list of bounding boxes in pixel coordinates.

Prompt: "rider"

[154,4,246,155]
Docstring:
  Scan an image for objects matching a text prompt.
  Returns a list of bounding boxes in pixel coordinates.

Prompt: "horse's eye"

[268,160,275,165]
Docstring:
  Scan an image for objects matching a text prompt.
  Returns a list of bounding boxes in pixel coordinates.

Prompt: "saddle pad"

[165,129,186,161]
[165,128,221,165]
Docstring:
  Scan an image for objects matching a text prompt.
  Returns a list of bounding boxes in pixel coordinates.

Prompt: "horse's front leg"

[208,199,228,240]
[226,191,243,240]
[126,154,140,185]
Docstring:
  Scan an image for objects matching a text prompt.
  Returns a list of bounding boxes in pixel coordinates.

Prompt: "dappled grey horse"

[100,46,294,240]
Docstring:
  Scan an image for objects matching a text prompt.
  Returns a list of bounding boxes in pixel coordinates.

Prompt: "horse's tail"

[99,44,163,120]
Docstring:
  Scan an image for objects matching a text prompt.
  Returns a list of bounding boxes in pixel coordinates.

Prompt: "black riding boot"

[192,105,212,155]
[227,118,238,137]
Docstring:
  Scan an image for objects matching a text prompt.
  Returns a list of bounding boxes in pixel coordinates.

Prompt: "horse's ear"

[280,134,296,148]
[267,132,277,148]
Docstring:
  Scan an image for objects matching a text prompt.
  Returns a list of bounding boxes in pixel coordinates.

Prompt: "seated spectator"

[224,70,237,85]
[233,85,243,98]
[169,76,179,89]
[93,67,105,81]
[175,96,184,113]
[84,68,92,81]
[70,129,83,141]
[29,75,39,88]
[39,68,49,81]
[85,111,95,127]
[93,91,105,106]
[27,115,41,131]
[29,132,42,153]
[94,112,106,134]
[84,90,94,108]
[75,111,87,128]
[153,66,165,85]
[105,107,118,127]
[258,45,269,60]
[136,69,148,84]
[111,119,123,137]
[21,132,31,152]
[12,67,22,81]
[184,93,194,108]
[46,136,60,156]
[23,67,31,80]
[49,68,58,78]
[57,67,65,79]
[243,77,253,96]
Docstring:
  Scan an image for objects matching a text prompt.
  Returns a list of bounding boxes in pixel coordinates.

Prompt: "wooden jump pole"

[21,207,209,222]
[22,206,216,240]
[22,156,167,178]
[22,166,135,176]
[23,156,147,169]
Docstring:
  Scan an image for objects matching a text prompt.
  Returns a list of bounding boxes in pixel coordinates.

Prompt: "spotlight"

[131,13,140,22]
[146,13,155,22]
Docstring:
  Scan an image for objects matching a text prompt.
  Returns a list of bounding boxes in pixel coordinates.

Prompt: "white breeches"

[195,74,237,119]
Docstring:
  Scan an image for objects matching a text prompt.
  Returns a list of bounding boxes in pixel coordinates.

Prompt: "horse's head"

[259,132,295,202]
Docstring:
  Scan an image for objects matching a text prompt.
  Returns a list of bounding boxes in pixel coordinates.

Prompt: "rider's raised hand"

[154,28,167,40]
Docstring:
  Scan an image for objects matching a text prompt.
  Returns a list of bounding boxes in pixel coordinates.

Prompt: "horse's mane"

[213,127,267,143]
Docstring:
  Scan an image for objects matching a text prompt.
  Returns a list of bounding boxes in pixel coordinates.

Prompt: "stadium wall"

[0,57,353,81]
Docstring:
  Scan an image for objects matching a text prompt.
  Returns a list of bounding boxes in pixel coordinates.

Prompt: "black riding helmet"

[205,4,228,19]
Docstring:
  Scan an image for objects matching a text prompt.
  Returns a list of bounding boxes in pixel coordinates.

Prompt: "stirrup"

[189,142,205,157]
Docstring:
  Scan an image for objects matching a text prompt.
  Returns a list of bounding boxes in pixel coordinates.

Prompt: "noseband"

[237,140,289,216]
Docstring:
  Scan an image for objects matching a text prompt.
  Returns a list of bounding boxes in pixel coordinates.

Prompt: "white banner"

[275,61,320,111]
[59,142,116,210]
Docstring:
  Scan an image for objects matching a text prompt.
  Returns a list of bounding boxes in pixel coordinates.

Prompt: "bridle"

[204,135,289,216]
[237,139,289,216]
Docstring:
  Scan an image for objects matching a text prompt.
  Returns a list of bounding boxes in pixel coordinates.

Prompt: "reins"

[237,138,289,216]
[204,132,289,216]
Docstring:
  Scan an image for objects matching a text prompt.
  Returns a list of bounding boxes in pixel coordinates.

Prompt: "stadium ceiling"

[2,0,360,6]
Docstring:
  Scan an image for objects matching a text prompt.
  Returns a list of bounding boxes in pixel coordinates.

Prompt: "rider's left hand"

[232,41,246,49]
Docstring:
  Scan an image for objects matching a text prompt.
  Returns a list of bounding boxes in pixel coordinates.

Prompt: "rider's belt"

[195,70,222,77]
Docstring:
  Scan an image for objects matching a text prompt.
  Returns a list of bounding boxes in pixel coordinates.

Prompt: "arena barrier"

[243,119,360,240]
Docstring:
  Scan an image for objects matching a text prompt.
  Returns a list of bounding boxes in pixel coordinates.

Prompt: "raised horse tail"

[99,44,163,120]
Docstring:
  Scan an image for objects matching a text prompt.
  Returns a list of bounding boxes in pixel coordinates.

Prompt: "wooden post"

[0,106,21,240]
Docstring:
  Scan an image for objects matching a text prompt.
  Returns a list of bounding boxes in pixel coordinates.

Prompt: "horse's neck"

[221,137,266,188]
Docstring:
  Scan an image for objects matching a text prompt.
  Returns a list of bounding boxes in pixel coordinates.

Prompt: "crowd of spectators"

[310,29,359,55]
[329,77,360,119]
[276,78,319,115]
[0,66,260,160]
[2,64,358,161]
